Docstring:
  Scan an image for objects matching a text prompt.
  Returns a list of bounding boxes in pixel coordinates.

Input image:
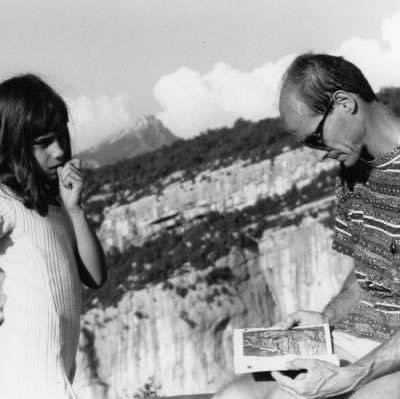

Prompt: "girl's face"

[32,132,66,181]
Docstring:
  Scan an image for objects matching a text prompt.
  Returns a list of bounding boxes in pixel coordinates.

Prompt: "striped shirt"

[333,146,400,342]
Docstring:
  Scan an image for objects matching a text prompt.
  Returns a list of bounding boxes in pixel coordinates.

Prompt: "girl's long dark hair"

[0,74,72,216]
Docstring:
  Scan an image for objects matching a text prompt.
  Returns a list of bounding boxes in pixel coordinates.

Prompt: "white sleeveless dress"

[0,185,82,399]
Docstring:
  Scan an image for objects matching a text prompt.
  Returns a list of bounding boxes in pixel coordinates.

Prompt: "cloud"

[154,55,295,139]
[67,10,400,145]
[154,10,400,139]
[334,11,400,91]
[67,94,131,153]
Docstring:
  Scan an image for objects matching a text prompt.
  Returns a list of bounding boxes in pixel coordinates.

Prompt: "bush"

[206,267,234,285]
[132,377,161,399]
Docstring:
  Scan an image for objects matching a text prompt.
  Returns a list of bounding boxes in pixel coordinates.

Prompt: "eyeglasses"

[301,99,334,151]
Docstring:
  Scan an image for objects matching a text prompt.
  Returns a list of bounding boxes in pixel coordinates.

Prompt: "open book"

[234,324,339,374]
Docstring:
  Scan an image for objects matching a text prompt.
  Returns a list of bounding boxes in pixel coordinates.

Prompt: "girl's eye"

[33,136,56,147]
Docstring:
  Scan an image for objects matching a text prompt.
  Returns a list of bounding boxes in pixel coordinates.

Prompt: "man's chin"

[341,153,362,167]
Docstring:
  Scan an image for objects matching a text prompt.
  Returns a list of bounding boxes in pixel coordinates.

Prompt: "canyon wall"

[98,147,336,250]
[74,214,353,398]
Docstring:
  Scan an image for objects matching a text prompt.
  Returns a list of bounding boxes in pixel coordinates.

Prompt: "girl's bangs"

[30,99,69,140]
[29,99,72,160]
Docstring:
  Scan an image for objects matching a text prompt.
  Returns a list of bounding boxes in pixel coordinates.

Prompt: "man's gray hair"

[281,53,377,115]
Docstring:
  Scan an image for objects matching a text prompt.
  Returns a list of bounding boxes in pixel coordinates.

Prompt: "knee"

[268,387,298,399]
[213,374,281,399]
[213,383,247,399]
[213,376,259,399]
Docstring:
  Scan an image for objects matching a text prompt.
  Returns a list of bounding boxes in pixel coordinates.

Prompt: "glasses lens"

[301,99,334,151]
[301,136,329,151]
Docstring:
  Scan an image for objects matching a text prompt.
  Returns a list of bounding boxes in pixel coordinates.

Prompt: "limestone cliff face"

[98,147,336,250]
[74,216,353,398]
[259,217,353,317]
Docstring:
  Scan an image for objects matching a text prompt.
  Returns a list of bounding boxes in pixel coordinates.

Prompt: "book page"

[234,324,339,374]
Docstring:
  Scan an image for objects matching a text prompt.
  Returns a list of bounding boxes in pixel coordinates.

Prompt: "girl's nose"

[51,140,64,160]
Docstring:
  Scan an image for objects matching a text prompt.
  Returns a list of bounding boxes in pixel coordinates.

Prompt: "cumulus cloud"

[68,10,400,145]
[154,55,295,139]
[334,11,400,90]
[154,10,400,139]
[67,94,132,153]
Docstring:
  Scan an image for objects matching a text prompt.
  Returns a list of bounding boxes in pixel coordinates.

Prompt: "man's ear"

[332,90,357,114]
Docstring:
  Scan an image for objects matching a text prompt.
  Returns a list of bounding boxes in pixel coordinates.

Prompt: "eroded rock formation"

[74,215,352,398]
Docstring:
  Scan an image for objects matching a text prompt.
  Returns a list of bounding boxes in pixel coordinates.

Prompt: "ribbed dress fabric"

[0,185,81,399]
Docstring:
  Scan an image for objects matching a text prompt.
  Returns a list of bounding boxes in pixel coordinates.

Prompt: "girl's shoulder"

[0,183,20,203]
[0,183,17,236]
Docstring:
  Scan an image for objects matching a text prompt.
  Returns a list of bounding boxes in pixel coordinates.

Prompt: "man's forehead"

[279,91,315,136]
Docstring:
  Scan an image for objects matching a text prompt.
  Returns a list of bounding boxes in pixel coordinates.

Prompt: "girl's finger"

[69,158,81,169]
[60,159,81,176]
[64,170,83,182]
[64,163,81,174]
[63,175,83,187]
[61,167,82,183]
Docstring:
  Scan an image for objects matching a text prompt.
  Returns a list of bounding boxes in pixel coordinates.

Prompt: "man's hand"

[271,359,369,398]
[57,158,83,214]
[274,310,327,330]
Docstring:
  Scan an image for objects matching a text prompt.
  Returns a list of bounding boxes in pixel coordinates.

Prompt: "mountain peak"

[134,115,158,130]
[79,115,179,167]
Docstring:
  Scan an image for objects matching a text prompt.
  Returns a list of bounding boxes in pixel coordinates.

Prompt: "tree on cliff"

[378,87,400,117]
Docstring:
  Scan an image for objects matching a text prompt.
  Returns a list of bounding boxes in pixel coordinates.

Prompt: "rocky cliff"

[74,212,352,398]
[98,147,336,250]
[71,88,400,397]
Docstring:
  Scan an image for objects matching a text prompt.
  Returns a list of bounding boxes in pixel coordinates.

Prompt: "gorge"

[74,145,352,398]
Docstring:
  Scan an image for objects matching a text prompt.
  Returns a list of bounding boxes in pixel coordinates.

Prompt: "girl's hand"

[57,158,83,214]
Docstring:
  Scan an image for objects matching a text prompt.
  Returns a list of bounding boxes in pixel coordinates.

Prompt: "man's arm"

[322,265,360,323]
[345,328,400,388]
[278,261,358,329]
[272,263,400,397]
[273,326,400,398]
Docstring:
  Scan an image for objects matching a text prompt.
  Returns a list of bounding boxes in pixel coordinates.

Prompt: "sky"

[1,0,400,152]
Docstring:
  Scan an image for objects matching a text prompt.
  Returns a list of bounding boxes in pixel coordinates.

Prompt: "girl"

[0,74,107,398]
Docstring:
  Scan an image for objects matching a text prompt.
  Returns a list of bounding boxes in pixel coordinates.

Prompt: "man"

[214,53,400,398]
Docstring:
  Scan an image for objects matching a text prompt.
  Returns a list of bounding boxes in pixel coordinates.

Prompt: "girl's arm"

[58,159,107,288]
[68,208,107,288]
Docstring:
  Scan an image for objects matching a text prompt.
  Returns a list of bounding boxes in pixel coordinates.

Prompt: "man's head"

[279,53,378,167]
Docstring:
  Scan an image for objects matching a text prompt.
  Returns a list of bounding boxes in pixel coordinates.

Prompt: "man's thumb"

[286,359,313,370]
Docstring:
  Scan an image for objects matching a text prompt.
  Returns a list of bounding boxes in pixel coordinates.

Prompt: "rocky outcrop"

[79,115,179,167]
[74,214,353,398]
[98,147,336,250]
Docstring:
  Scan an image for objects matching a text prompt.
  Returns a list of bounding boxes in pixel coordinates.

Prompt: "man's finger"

[280,386,305,399]
[272,316,294,330]
[271,371,297,390]
[270,322,285,329]
[286,358,316,371]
